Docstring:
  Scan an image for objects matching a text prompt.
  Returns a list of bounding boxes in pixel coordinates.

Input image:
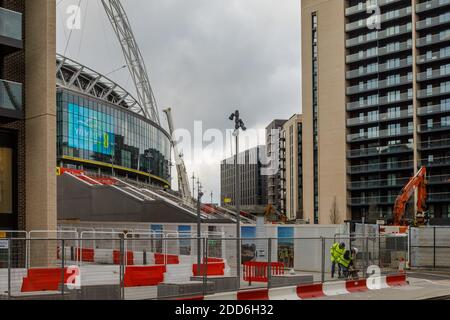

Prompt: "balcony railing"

[428,193,450,202]
[417,86,450,98]
[347,126,413,142]
[347,75,412,95]
[0,79,23,117]
[348,195,397,206]
[418,103,450,116]
[0,7,22,41]
[347,109,413,126]
[346,57,412,79]
[347,143,413,158]
[420,156,450,166]
[416,0,450,13]
[346,23,412,48]
[349,193,450,205]
[417,68,450,82]
[417,31,450,48]
[347,160,414,174]
[346,40,412,64]
[418,121,450,133]
[419,138,450,150]
[428,174,450,184]
[416,12,450,30]
[347,92,413,111]
[346,6,412,32]
[417,49,450,65]
[348,177,410,190]
[346,0,404,17]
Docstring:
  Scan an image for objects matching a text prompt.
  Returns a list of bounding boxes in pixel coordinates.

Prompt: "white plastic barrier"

[322,281,349,296]
[268,286,300,300]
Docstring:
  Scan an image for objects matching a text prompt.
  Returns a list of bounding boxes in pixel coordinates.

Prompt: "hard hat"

[353,247,359,255]
[340,242,346,248]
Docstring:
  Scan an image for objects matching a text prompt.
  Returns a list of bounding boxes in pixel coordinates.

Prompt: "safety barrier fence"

[410,226,450,269]
[0,235,408,300]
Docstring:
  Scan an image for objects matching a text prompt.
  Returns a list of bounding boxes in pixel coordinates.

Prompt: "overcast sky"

[56,0,301,203]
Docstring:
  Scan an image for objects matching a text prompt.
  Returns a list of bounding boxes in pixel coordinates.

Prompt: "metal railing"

[0,233,408,300]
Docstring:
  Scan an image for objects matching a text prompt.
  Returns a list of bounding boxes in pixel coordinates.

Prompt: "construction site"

[1,0,450,302]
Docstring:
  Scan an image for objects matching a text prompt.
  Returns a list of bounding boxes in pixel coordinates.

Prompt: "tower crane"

[163,108,192,202]
[101,0,160,125]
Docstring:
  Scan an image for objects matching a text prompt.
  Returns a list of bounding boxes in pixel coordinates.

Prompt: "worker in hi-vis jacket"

[330,242,346,278]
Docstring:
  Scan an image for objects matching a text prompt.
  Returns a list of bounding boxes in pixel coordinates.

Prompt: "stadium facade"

[56,55,172,187]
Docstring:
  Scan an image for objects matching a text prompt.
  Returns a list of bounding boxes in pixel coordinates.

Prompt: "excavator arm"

[393,166,427,226]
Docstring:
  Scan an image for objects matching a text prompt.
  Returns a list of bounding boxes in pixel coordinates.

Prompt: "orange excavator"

[393,166,428,226]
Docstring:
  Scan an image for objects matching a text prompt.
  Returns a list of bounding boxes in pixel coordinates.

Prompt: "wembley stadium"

[55,54,172,187]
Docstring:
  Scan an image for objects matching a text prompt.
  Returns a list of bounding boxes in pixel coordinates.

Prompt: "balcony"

[346,40,412,64]
[417,49,450,65]
[347,75,412,95]
[428,193,450,202]
[348,195,397,206]
[0,7,22,54]
[418,121,450,133]
[347,109,413,127]
[417,85,450,99]
[416,31,450,48]
[418,103,450,116]
[346,6,412,32]
[346,0,404,17]
[419,138,450,150]
[428,174,450,185]
[420,156,450,167]
[346,57,412,80]
[416,0,450,14]
[0,79,23,119]
[417,68,450,82]
[346,23,412,48]
[347,92,413,111]
[348,177,410,190]
[416,12,450,30]
[347,160,414,174]
[347,143,413,158]
[347,126,413,143]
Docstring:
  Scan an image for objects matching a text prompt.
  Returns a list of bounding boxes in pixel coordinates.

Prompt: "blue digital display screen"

[68,103,115,156]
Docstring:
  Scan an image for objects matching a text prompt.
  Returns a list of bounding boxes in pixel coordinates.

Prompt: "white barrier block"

[323,281,349,296]
[205,291,238,300]
[367,276,389,290]
[268,286,301,300]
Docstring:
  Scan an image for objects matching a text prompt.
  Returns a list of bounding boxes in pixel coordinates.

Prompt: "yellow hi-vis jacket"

[330,242,345,263]
[338,250,353,268]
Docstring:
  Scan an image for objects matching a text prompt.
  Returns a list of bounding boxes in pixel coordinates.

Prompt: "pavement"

[316,270,450,300]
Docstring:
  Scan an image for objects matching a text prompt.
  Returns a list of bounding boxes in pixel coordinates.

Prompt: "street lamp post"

[229,110,246,284]
[196,179,204,274]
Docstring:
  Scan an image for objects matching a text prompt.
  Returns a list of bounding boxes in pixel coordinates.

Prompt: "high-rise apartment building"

[220,146,268,214]
[280,115,303,221]
[302,0,450,224]
[0,0,56,231]
[266,120,287,212]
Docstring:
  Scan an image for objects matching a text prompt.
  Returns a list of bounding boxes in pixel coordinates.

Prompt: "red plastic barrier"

[386,274,407,287]
[154,253,179,265]
[205,258,223,263]
[237,289,269,300]
[296,283,324,299]
[192,262,225,276]
[124,265,166,287]
[113,250,134,265]
[21,268,78,292]
[76,248,94,262]
[243,261,284,284]
[346,279,368,293]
